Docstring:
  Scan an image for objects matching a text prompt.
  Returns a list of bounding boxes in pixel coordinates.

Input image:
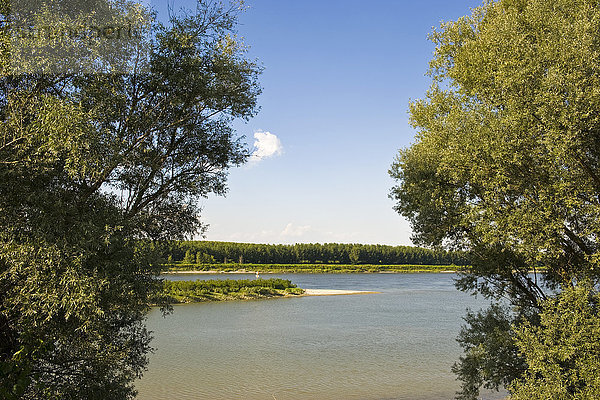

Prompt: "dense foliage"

[0,0,260,398]
[510,283,600,400]
[159,278,303,303]
[162,241,467,266]
[389,0,600,398]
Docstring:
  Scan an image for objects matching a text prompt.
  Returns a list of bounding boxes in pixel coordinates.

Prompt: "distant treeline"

[160,241,468,266]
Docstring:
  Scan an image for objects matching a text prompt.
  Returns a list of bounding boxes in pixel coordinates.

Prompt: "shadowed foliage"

[0,0,261,398]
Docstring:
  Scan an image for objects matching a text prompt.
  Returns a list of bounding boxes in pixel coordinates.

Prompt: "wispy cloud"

[281,222,312,237]
[250,130,283,163]
[204,222,367,244]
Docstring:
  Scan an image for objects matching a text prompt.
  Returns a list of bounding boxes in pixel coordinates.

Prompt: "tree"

[451,304,530,399]
[183,250,196,264]
[0,0,261,398]
[389,0,600,398]
[510,282,600,400]
[348,245,361,265]
[196,252,215,264]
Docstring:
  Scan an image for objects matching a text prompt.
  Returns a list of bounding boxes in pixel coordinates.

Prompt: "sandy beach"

[301,289,380,296]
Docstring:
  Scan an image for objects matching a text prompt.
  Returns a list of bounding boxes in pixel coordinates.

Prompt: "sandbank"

[301,289,380,296]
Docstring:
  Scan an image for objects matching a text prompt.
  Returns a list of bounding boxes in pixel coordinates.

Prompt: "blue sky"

[154,0,482,245]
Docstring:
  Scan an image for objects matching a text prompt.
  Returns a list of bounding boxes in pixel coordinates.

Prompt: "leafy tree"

[348,245,361,264]
[183,250,195,264]
[0,0,261,398]
[451,304,531,399]
[510,282,600,400]
[196,252,215,264]
[389,0,600,398]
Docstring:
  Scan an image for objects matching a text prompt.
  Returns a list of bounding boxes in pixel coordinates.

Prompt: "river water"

[135,273,507,400]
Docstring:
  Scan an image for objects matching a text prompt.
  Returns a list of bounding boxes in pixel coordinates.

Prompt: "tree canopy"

[389,0,600,398]
[0,0,261,398]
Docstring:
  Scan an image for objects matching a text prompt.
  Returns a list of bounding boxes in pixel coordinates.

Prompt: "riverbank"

[163,270,458,274]
[302,289,380,296]
[164,288,381,303]
[164,288,304,303]
[161,263,463,274]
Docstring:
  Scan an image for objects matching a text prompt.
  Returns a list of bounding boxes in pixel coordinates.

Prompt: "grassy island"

[158,278,304,303]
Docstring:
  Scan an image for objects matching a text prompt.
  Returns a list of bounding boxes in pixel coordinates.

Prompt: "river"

[135,273,507,400]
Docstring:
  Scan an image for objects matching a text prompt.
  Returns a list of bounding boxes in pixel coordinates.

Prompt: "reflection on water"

[136,274,507,400]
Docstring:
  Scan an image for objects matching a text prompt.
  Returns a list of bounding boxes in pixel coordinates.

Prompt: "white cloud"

[250,131,283,162]
[281,222,312,237]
